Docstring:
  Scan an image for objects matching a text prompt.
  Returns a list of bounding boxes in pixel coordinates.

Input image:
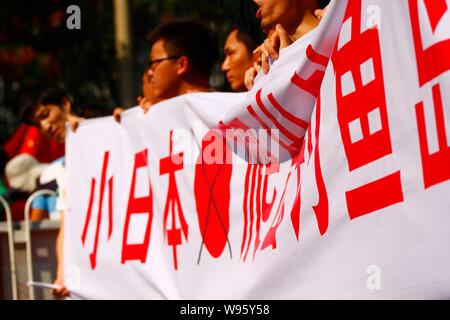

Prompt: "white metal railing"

[0,195,18,300]
[24,189,57,300]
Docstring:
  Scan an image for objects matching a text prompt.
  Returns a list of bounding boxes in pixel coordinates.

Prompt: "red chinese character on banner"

[218,117,289,261]
[332,0,404,219]
[81,151,114,270]
[415,84,450,188]
[194,129,232,262]
[260,163,294,252]
[409,0,450,86]
[247,90,307,157]
[241,162,280,261]
[217,118,284,261]
[289,106,332,240]
[409,0,450,189]
[289,143,305,241]
[310,97,329,234]
[291,44,329,98]
[160,131,188,270]
[121,149,153,264]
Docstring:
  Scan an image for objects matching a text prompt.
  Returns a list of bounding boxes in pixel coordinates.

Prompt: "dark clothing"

[218,0,265,43]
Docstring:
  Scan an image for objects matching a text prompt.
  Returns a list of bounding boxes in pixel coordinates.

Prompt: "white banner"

[66,0,450,299]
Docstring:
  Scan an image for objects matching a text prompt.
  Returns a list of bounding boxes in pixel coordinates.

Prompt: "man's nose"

[147,67,154,78]
[40,120,51,134]
[221,58,230,72]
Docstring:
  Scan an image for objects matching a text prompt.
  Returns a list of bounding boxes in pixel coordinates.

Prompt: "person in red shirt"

[3,123,65,164]
[21,84,83,298]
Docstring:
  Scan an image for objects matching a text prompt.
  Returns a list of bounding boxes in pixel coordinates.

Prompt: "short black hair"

[231,26,258,55]
[37,85,71,107]
[318,0,330,8]
[20,84,71,125]
[147,18,219,78]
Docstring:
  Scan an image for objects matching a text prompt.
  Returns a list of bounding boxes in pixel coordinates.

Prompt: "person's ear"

[62,97,72,114]
[176,56,189,76]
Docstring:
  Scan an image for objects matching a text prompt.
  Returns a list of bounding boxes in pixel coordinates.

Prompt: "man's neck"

[67,113,84,123]
[288,9,320,41]
[179,78,211,95]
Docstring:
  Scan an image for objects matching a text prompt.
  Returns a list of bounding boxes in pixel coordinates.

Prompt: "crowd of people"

[0,0,330,298]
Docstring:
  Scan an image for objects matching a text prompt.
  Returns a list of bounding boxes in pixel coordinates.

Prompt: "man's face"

[147,39,181,102]
[254,0,301,33]
[34,103,68,143]
[142,72,156,103]
[221,30,256,92]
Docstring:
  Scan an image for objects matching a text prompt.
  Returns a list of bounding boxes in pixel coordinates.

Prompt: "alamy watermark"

[166,122,284,166]
[66,5,81,30]
[366,265,382,290]
[65,265,81,291]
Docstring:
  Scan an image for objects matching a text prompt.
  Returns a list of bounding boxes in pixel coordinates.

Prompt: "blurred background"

[0,0,232,145]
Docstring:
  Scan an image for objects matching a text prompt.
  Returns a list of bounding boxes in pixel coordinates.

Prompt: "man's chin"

[232,83,245,92]
[261,22,274,35]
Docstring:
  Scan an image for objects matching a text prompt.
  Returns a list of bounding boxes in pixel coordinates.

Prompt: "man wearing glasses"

[143,18,220,108]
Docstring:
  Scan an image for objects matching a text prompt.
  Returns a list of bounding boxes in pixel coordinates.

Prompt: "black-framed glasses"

[146,55,181,71]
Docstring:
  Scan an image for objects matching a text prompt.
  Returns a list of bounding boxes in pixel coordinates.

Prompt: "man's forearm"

[56,213,64,278]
